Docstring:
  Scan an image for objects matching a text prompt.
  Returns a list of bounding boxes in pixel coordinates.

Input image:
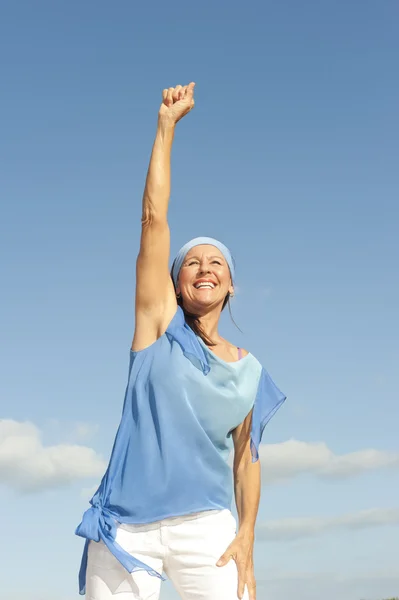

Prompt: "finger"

[179,85,188,100]
[173,85,182,102]
[166,87,174,106]
[186,81,196,97]
[247,579,256,600]
[216,552,232,567]
[162,88,168,103]
[236,561,247,599]
[185,82,195,109]
[237,580,246,600]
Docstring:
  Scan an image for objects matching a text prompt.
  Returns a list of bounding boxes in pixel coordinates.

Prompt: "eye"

[187,260,199,266]
[212,260,222,265]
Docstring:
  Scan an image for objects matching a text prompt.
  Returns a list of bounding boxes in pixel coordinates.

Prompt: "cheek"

[178,269,193,288]
[218,269,231,287]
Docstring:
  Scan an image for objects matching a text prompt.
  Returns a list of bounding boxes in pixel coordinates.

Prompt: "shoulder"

[223,337,249,356]
[221,337,250,361]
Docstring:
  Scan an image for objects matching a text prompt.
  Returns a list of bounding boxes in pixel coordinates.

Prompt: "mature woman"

[76,82,286,600]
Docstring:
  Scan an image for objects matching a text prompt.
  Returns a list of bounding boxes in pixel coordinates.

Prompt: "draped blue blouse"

[75,307,286,595]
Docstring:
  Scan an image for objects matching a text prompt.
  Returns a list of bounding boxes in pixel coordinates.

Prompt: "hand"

[216,531,256,599]
[158,82,195,125]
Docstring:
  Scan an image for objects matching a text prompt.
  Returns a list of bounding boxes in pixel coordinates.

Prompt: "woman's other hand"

[216,530,256,599]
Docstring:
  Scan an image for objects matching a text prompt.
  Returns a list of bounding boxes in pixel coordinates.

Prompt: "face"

[175,245,234,313]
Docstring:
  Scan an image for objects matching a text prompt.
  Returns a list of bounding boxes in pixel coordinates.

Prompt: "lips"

[194,279,217,289]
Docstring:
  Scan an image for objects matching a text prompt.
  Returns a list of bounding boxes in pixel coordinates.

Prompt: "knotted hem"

[75,504,165,595]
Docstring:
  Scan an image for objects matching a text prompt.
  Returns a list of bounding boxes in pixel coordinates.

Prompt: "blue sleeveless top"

[75,307,286,595]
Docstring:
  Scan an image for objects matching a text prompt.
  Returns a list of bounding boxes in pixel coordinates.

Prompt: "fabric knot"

[76,499,164,595]
[75,504,101,542]
[75,502,116,543]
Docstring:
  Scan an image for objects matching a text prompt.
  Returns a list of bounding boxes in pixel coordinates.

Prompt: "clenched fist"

[159,83,195,125]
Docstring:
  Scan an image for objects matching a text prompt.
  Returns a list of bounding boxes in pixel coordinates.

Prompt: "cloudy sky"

[1,1,398,599]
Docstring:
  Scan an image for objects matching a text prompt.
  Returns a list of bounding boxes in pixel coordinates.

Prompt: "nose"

[198,261,211,275]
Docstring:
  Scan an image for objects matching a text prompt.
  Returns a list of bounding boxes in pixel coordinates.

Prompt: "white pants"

[86,509,249,600]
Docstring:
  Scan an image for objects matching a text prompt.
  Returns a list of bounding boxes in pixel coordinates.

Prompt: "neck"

[197,310,222,342]
[183,303,224,343]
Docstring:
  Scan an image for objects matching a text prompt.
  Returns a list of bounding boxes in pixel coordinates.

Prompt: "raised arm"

[132,83,195,351]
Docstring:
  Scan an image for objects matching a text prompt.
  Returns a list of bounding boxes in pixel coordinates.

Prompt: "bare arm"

[216,412,259,599]
[232,412,261,536]
[135,119,175,314]
[132,83,195,351]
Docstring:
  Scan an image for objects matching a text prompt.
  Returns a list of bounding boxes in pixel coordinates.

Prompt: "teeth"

[195,283,215,289]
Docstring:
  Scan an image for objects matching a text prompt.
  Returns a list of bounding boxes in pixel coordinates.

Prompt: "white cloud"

[254,569,399,600]
[72,421,99,442]
[0,419,106,493]
[3,420,397,496]
[260,568,399,582]
[259,439,399,482]
[160,568,399,600]
[43,418,99,443]
[257,507,399,541]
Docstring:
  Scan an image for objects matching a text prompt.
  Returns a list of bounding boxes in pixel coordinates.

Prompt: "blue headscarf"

[171,237,235,286]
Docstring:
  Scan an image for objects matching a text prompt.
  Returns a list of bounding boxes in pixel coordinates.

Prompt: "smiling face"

[175,244,234,313]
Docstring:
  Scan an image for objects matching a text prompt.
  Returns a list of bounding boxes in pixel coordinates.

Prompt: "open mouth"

[194,281,216,290]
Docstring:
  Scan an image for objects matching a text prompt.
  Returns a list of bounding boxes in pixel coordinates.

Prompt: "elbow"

[141,190,168,229]
[141,204,167,229]
[141,207,154,228]
[233,448,261,479]
[141,198,155,228]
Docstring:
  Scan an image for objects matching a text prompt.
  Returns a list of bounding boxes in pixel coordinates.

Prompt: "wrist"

[237,522,255,538]
[157,114,176,134]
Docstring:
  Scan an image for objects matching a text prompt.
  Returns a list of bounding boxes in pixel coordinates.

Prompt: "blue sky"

[1,1,398,599]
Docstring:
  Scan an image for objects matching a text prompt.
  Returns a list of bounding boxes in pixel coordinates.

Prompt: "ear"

[229,285,234,297]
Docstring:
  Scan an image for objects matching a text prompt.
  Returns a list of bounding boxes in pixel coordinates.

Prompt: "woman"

[76,82,286,600]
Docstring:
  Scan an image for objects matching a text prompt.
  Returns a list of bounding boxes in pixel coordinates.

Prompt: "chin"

[184,297,222,313]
